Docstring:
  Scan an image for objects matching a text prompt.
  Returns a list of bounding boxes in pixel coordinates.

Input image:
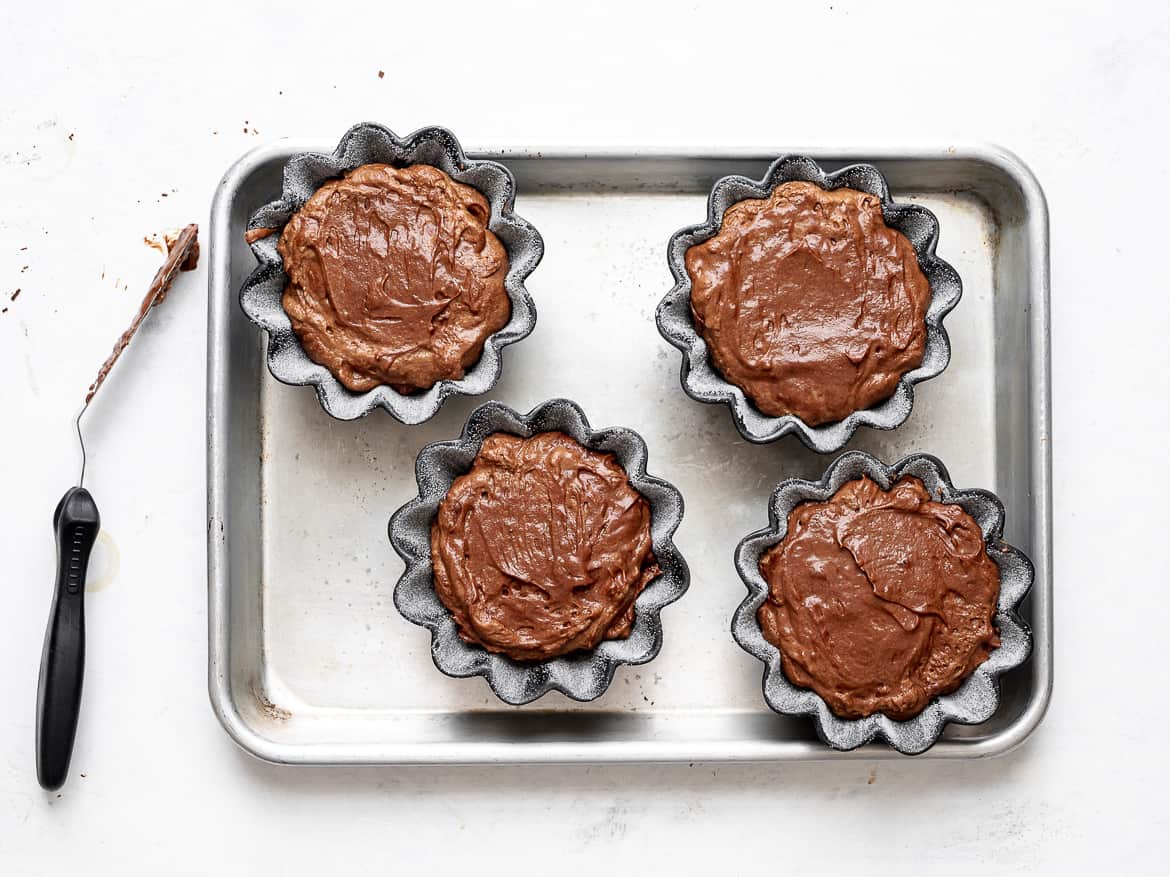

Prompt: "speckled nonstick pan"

[239,122,544,424]
[656,155,962,452]
[731,451,1033,754]
[389,398,690,705]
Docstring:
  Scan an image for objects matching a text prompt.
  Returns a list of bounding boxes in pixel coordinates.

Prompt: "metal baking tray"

[208,142,1051,763]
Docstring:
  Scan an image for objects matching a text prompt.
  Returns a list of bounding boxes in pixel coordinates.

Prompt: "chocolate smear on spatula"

[85,223,198,404]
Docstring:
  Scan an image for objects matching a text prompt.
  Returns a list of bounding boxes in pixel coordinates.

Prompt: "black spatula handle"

[37,486,99,791]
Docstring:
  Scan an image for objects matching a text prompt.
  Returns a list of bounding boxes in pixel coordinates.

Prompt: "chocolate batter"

[278,163,510,394]
[244,227,276,244]
[686,182,931,425]
[758,476,1001,720]
[431,432,660,661]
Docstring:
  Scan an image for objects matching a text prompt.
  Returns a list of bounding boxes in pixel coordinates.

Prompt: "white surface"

[1,0,1167,873]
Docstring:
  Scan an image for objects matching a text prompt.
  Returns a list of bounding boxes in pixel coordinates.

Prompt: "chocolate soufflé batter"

[758,476,1001,720]
[686,182,931,426]
[431,432,660,662]
[277,163,510,393]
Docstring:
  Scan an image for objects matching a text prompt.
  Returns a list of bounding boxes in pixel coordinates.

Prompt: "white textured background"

[2,1,1168,874]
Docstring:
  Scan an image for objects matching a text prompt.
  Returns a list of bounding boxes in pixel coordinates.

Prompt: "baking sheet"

[207,144,1051,762]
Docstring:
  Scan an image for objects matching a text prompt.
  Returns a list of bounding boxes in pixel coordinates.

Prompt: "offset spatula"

[37,224,198,791]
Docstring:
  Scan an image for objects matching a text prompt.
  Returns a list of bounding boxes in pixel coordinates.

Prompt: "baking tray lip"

[207,141,1051,764]
[211,138,1050,190]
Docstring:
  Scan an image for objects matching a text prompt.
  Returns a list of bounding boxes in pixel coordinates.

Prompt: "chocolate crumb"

[2,307,8,314]
[160,193,168,198]
[378,70,384,79]
[68,133,74,141]
[244,227,277,244]
[20,265,28,272]
[11,288,20,301]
